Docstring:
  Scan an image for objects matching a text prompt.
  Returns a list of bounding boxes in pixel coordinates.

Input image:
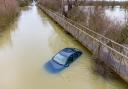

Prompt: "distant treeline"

[64,1,128,6]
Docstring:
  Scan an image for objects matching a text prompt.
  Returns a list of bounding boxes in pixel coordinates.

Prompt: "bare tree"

[67,0,73,11]
[74,0,78,6]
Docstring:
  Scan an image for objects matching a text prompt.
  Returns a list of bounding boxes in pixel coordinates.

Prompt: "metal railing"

[51,9,128,57]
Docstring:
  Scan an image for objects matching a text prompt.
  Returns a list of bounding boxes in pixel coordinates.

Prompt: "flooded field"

[0,3,128,89]
[80,6,128,25]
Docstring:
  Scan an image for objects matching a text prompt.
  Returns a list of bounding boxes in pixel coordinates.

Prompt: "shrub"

[0,0,19,31]
[66,7,87,24]
[17,0,33,7]
[38,0,61,11]
[119,25,128,44]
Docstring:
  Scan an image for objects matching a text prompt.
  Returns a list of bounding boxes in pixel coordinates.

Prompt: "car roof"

[59,48,76,57]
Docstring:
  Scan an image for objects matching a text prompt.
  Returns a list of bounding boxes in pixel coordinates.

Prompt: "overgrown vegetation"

[119,25,128,44]
[38,0,128,45]
[0,0,19,31]
[66,7,86,24]
[64,1,128,45]
[66,6,124,43]
[17,0,33,7]
[0,0,34,31]
[38,0,61,11]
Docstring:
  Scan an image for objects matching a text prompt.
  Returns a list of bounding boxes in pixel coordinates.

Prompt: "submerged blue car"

[45,48,82,73]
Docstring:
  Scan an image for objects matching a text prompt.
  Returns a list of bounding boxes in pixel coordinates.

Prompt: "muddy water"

[0,4,128,89]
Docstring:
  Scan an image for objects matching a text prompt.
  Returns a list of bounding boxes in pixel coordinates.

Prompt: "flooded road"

[0,4,128,89]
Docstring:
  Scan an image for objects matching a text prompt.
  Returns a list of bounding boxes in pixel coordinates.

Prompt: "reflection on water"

[0,4,128,89]
[0,17,18,48]
[105,6,128,24]
[81,6,128,25]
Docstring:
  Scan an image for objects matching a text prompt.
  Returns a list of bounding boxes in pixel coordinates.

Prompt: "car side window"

[67,56,73,64]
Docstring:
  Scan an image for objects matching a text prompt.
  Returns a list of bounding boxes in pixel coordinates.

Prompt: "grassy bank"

[0,0,19,31]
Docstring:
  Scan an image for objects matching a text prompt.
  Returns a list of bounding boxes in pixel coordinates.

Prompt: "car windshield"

[53,53,67,65]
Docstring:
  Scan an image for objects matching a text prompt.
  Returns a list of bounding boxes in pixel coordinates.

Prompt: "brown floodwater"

[0,4,128,89]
